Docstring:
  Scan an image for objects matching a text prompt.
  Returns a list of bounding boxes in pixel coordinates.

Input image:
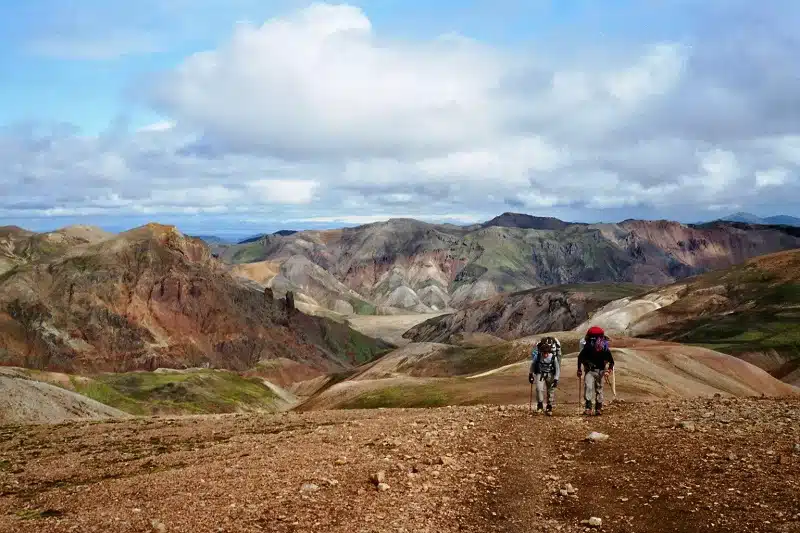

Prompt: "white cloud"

[514,191,562,208]
[772,136,800,165]
[148,3,513,159]
[755,168,789,188]
[245,179,318,204]
[3,2,800,231]
[697,149,740,191]
[604,44,685,105]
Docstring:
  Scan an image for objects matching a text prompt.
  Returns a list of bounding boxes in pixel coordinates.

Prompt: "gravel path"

[0,398,798,532]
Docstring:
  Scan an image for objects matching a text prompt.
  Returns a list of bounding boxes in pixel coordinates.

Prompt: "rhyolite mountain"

[419,248,800,385]
[403,283,649,344]
[0,224,389,374]
[573,248,800,386]
[218,214,800,315]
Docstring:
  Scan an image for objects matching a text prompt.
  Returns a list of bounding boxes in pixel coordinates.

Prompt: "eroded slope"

[0,224,390,374]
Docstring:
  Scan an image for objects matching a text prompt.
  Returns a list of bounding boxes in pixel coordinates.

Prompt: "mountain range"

[211,213,800,317]
[3,213,800,386]
[717,212,800,227]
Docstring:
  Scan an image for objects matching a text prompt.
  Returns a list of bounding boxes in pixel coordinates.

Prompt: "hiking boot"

[583,408,593,416]
[545,404,553,416]
[536,402,544,414]
[595,402,603,416]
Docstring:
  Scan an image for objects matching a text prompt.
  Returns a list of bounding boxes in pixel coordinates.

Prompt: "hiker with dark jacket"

[528,336,560,415]
[577,326,614,416]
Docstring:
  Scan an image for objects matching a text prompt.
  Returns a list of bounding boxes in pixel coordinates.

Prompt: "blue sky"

[1,1,798,238]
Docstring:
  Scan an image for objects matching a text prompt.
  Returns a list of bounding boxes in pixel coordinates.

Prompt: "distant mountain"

[237,230,297,245]
[219,216,800,316]
[720,212,765,224]
[191,235,231,245]
[764,215,800,226]
[237,234,267,244]
[481,212,578,231]
[718,212,800,227]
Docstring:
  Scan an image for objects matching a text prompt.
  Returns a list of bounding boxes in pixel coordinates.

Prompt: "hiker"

[577,326,614,416]
[528,336,561,415]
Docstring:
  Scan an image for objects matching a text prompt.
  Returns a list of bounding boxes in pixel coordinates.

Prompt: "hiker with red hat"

[577,326,614,416]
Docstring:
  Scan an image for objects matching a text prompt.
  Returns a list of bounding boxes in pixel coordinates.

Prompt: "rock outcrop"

[404,283,647,343]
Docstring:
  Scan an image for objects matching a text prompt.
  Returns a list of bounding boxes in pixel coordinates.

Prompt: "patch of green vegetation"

[69,376,144,414]
[253,359,284,371]
[62,254,105,273]
[513,282,649,301]
[469,231,534,273]
[73,370,279,415]
[0,264,22,284]
[351,299,376,315]
[661,311,800,362]
[451,263,489,291]
[313,319,391,366]
[401,343,523,377]
[344,328,391,365]
[23,239,68,261]
[230,245,266,264]
[339,384,452,409]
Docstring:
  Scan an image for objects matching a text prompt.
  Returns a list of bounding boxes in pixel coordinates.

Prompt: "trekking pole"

[529,381,534,414]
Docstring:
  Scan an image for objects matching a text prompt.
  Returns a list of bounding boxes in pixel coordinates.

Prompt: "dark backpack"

[586,335,609,352]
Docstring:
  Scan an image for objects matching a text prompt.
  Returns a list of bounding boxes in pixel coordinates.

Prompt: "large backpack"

[532,336,561,373]
[583,326,609,352]
[586,335,609,352]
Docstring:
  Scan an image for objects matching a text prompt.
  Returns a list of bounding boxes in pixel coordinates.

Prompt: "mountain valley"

[1,215,799,533]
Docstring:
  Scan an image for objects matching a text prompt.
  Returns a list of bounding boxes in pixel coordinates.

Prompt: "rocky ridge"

[219,215,800,315]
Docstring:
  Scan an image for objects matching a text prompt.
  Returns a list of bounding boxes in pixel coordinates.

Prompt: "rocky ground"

[0,398,798,533]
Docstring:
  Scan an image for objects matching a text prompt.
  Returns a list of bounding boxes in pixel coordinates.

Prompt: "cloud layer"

[3,1,799,233]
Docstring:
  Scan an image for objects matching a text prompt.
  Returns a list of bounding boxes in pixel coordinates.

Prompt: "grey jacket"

[530,351,560,381]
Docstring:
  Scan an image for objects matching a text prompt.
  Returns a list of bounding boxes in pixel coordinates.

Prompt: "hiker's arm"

[554,355,561,381]
[577,347,585,374]
[606,348,615,370]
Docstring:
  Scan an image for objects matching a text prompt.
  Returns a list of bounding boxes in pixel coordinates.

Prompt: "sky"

[1,0,799,239]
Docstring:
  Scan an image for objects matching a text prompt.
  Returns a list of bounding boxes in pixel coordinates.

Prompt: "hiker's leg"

[546,374,556,406]
[595,372,605,405]
[584,372,594,404]
[536,376,546,406]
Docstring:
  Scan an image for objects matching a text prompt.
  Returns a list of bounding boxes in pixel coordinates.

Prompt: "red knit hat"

[587,326,605,337]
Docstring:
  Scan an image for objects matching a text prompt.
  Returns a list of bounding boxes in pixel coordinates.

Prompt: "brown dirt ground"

[1,398,798,532]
